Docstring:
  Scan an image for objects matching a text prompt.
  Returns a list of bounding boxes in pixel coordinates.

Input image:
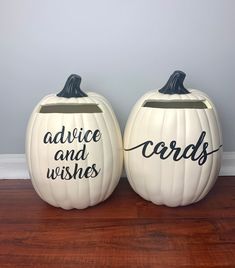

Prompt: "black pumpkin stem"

[57,74,88,98]
[159,70,190,94]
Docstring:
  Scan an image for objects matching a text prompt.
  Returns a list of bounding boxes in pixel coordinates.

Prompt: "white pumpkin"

[124,71,222,207]
[26,74,123,209]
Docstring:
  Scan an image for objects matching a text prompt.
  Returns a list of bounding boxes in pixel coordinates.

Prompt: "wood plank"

[0,177,235,267]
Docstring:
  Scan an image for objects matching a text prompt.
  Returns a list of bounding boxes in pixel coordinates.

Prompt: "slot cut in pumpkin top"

[142,100,212,109]
[39,103,103,113]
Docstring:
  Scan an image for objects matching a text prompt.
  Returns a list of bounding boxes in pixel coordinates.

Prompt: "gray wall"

[0,0,234,153]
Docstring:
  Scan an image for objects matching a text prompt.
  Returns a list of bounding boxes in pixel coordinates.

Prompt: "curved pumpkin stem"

[57,74,88,98]
[159,70,190,95]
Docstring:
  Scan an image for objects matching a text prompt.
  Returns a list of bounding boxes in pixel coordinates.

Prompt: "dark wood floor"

[0,177,235,268]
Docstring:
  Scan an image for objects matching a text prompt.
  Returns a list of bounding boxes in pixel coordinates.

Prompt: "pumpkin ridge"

[28,113,45,201]
[46,114,61,207]
[36,114,51,203]
[143,108,152,200]
[196,109,215,202]
[80,99,91,208]
[59,113,69,208]
[170,109,177,205]
[98,100,115,200]
[159,109,166,204]
[180,109,186,206]
[190,96,204,203]
[74,112,82,208]
[93,112,105,204]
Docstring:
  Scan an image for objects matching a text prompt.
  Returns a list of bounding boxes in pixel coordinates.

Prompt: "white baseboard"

[219,152,235,176]
[0,153,234,179]
[0,154,30,179]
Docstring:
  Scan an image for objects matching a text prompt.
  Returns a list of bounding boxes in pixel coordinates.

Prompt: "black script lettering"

[125,131,222,166]
[83,130,94,143]
[190,131,207,161]
[54,145,89,161]
[183,144,196,159]
[43,126,102,145]
[43,132,53,144]
[90,164,101,178]
[169,141,181,160]
[93,129,102,142]
[46,163,101,180]
[125,141,154,158]
[54,126,66,143]
[47,167,61,180]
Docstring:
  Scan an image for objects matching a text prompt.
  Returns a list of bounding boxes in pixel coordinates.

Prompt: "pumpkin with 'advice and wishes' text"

[26,74,123,209]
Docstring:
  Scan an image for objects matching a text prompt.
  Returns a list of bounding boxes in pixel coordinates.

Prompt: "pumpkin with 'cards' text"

[124,71,222,207]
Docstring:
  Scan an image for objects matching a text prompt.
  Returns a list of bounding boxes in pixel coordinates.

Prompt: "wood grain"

[0,177,235,268]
